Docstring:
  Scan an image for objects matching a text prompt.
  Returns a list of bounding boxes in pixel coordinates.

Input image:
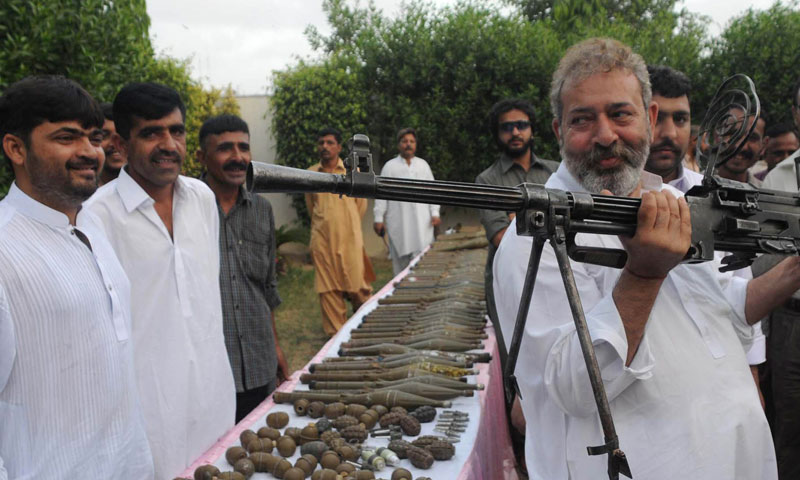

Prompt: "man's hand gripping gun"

[247,75,794,479]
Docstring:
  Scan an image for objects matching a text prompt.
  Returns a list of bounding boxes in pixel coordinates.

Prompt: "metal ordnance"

[299,363,475,383]
[336,343,491,362]
[339,335,482,351]
[308,381,472,400]
[272,390,452,408]
[308,374,484,392]
[309,354,472,372]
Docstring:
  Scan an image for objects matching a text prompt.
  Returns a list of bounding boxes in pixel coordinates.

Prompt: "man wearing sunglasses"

[475,98,558,469]
[476,99,558,334]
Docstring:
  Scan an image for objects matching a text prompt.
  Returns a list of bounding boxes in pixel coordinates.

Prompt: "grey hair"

[549,38,652,124]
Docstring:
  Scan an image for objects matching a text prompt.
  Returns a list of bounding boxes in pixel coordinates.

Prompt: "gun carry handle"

[566,233,628,269]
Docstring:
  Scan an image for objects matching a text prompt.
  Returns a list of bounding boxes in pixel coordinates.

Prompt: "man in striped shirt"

[0,76,153,479]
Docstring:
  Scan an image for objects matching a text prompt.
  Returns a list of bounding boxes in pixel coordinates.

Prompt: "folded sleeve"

[544,294,655,417]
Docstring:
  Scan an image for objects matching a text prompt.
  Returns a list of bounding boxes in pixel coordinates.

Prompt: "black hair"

[765,122,798,139]
[647,65,692,99]
[487,98,536,146]
[397,127,417,142]
[112,82,186,140]
[100,102,114,121]
[0,75,104,161]
[317,127,342,144]
[199,114,249,150]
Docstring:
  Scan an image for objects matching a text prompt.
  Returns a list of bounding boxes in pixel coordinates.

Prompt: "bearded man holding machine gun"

[493,37,800,479]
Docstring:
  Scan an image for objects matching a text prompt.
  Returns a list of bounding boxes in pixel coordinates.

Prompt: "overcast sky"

[146,0,778,96]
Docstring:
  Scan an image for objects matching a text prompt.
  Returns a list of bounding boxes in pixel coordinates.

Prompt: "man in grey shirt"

[198,114,288,422]
[475,99,557,464]
[476,98,558,336]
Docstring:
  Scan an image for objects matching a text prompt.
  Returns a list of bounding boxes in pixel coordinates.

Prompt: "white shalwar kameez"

[374,156,440,270]
[493,163,776,480]
[86,169,235,479]
[0,184,153,479]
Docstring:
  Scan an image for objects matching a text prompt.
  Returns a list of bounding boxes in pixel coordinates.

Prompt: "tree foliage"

[701,2,800,125]
[271,57,368,224]
[272,0,710,202]
[0,0,239,195]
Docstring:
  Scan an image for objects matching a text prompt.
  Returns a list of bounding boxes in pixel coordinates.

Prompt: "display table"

[179,247,518,480]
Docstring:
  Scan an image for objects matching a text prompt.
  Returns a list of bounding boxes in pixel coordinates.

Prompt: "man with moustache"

[306,127,375,336]
[373,127,441,275]
[475,98,558,328]
[197,114,288,422]
[85,82,235,478]
[493,38,789,479]
[756,123,799,181]
[474,98,558,460]
[753,77,800,478]
[98,102,126,185]
[644,65,767,402]
[643,65,701,188]
[0,76,153,478]
[715,111,766,186]
[763,77,800,191]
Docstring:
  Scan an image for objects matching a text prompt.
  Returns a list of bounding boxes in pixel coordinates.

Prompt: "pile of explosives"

[190,232,489,480]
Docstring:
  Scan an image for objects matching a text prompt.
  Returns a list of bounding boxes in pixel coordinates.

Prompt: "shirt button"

[235,304,240,310]
[231,275,236,280]
[107,284,113,291]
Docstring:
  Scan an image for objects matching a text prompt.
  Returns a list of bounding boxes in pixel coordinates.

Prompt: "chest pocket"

[239,227,270,283]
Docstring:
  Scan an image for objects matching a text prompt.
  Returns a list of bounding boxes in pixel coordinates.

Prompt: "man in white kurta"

[495,165,774,479]
[85,82,234,479]
[374,128,440,274]
[0,186,154,480]
[493,38,779,480]
[0,75,153,479]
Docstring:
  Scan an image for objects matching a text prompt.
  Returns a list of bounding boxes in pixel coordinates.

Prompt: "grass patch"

[274,256,394,372]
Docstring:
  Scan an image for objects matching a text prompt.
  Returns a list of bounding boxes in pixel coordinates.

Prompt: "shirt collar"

[116,166,187,212]
[499,153,540,174]
[315,158,346,173]
[3,182,72,228]
[200,171,251,205]
[238,185,252,204]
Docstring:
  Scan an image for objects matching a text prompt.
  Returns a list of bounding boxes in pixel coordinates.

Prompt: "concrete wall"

[236,95,298,229]
[235,95,481,257]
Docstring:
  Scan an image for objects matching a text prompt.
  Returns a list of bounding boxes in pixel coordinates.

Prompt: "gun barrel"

[248,162,639,230]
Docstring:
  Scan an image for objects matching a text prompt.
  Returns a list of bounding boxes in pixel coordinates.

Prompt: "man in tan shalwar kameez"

[306,127,376,336]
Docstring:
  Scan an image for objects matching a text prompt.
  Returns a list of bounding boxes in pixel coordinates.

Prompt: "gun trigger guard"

[566,233,628,268]
[719,253,755,272]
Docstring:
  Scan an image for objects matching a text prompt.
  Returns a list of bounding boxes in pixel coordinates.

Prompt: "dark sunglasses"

[499,120,531,132]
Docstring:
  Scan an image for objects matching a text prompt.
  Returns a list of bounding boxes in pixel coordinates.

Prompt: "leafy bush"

[0,0,239,195]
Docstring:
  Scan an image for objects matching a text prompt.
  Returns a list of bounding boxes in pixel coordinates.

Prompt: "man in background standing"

[0,75,153,479]
[98,102,126,186]
[86,82,235,478]
[197,114,288,422]
[757,123,799,182]
[644,64,766,405]
[763,77,800,191]
[374,127,441,275]
[306,127,375,336]
[715,111,766,186]
[474,98,558,466]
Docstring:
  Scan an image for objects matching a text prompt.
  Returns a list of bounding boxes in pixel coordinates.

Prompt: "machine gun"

[247,75,799,479]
